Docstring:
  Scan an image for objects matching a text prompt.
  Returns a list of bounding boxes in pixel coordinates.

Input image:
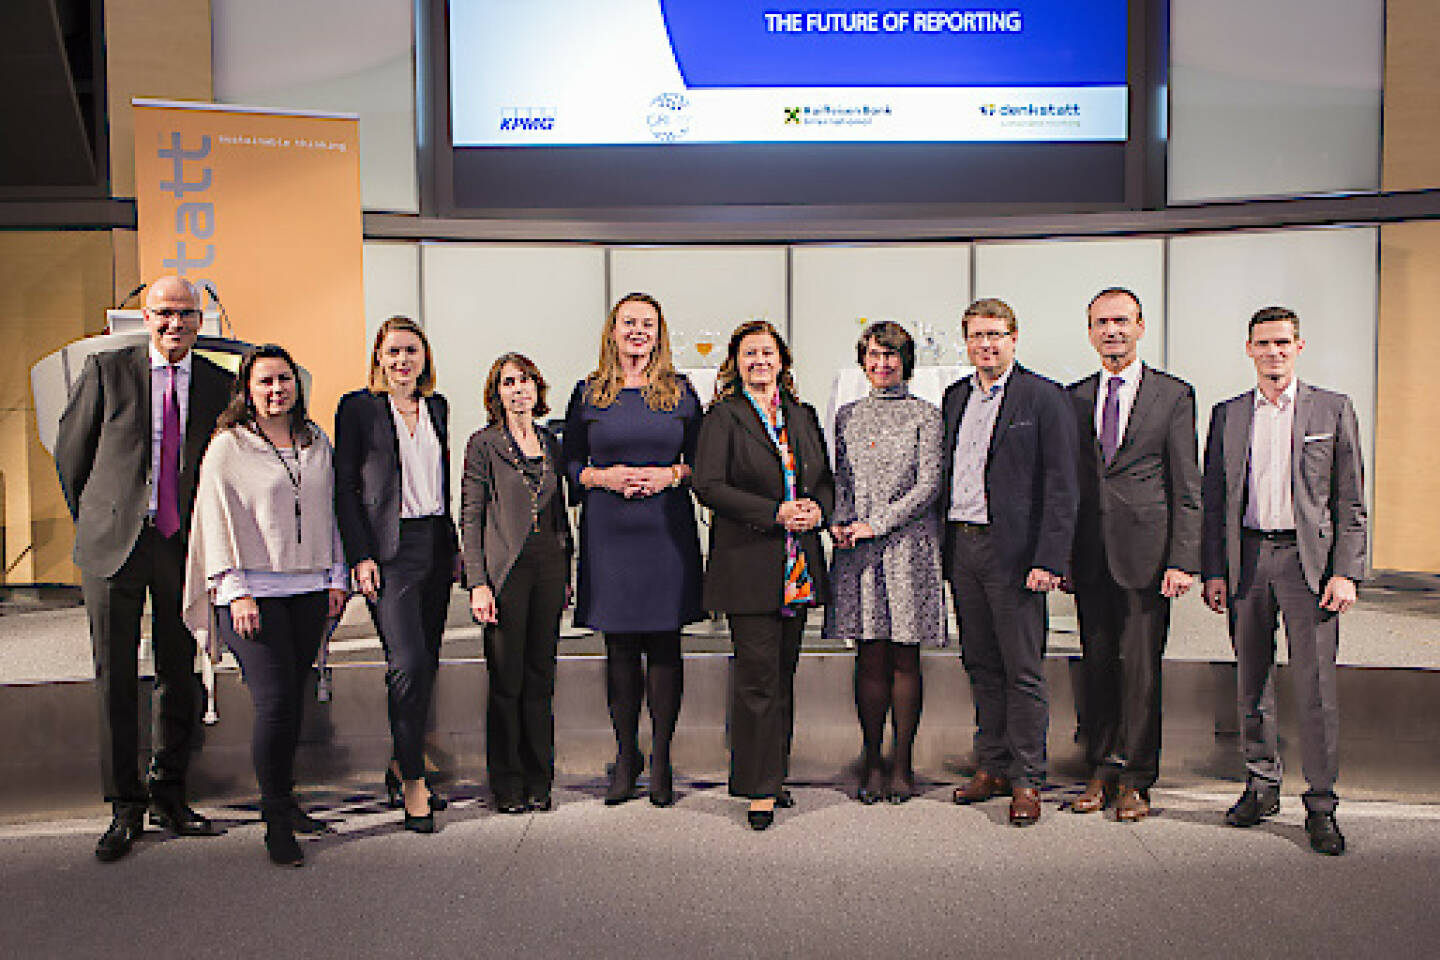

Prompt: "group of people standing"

[53,274,1366,867]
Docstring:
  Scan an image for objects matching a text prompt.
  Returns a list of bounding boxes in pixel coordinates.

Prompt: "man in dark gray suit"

[55,276,233,861]
[943,297,1078,826]
[1201,306,1366,855]
[1068,288,1201,823]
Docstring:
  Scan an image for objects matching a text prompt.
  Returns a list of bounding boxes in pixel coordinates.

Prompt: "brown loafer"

[952,771,1012,805]
[1114,786,1150,823]
[1069,778,1115,814]
[1009,787,1042,826]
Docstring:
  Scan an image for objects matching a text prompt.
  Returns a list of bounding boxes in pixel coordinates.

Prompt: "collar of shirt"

[971,363,1013,401]
[1100,357,1141,393]
[1253,378,1297,412]
[148,343,194,375]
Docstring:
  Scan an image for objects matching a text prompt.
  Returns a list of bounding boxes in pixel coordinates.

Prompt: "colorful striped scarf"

[745,391,815,613]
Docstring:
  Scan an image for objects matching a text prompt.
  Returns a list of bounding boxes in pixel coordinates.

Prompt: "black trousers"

[368,517,453,781]
[728,609,807,799]
[216,591,329,803]
[946,524,1049,789]
[1074,570,1170,790]
[484,545,567,803]
[1230,534,1340,814]
[81,525,198,809]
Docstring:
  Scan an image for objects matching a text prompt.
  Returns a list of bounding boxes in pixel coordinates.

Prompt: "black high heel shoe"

[403,810,436,833]
[648,763,676,807]
[386,766,446,811]
[604,754,644,806]
[886,771,915,805]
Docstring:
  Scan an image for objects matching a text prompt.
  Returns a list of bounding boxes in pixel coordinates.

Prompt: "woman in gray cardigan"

[462,353,573,814]
[825,322,946,804]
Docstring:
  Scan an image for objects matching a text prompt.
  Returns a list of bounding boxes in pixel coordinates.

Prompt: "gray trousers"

[1229,533,1340,814]
[947,525,1049,789]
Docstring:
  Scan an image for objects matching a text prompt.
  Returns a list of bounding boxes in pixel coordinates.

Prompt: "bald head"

[143,276,202,362]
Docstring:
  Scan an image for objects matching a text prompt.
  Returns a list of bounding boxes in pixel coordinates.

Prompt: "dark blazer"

[692,391,835,615]
[460,423,572,592]
[1068,365,1202,589]
[333,388,458,567]
[939,363,1079,585]
[55,343,233,578]
[1201,381,1367,595]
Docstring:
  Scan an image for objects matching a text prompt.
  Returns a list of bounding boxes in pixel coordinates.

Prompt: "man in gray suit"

[1201,306,1366,855]
[1068,288,1201,823]
[55,276,233,861]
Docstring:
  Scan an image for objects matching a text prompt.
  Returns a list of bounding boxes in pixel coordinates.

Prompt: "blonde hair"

[713,320,798,404]
[585,292,683,411]
[368,316,436,396]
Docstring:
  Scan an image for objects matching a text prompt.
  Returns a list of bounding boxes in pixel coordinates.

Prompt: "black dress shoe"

[1225,787,1280,827]
[149,795,221,836]
[649,764,676,807]
[856,787,883,805]
[887,773,915,805]
[403,811,436,834]
[604,754,643,806]
[775,788,795,809]
[496,796,528,815]
[747,808,774,831]
[260,800,305,867]
[95,812,143,863]
[1305,812,1346,855]
[527,793,554,812]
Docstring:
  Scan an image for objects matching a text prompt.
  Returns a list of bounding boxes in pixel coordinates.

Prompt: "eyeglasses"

[148,308,201,322]
[965,330,1012,343]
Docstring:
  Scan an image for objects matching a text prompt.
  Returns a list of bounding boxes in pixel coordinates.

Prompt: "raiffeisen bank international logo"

[783,107,802,124]
[499,108,556,132]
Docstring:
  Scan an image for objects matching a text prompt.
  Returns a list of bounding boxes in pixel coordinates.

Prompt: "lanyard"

[256,425,303,544]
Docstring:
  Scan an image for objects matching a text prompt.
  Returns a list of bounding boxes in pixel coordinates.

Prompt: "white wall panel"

[972,238,1165,387]
[1167,227,1378,486]
[212,0,418,212]
[790,245,971,409]
[608,246,788,398]
[420,244,607,504]
[1169,0,1383,203]
[362,241,420,352]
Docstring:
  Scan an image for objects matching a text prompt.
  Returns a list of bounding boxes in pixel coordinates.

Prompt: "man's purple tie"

[1100,376,1122,465]
[155,365,182,538]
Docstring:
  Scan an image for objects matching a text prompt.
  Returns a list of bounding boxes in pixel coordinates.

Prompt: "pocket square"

[1303,432,1333,442]
[1008,419,1035,429]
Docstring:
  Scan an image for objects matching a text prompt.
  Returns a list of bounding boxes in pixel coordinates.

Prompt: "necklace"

[506,426,549,533]
[256,423,303,544]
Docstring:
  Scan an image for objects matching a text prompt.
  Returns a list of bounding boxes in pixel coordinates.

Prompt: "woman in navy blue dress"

[563,292,703,807]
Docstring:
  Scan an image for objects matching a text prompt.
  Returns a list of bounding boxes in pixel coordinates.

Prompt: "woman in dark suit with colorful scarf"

[692,320,833,831]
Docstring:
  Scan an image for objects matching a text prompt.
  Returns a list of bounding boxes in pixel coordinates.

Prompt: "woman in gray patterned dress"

[825,322,946,804]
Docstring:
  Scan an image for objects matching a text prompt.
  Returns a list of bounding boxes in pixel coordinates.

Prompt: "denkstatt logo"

[499,108,556,132]
[979,102,1082,118]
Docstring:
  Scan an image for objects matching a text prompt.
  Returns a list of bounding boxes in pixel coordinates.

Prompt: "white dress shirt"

[148,343,193,515]
[1244,379,1298,531]
[391,396,446,518]
[1094,358,1142,442]
[948,365,1012,523]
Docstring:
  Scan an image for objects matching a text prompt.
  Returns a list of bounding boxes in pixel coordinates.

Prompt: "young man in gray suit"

[55,276,234,861]
[1068,288,1201,823]
[1201,306,1367,855]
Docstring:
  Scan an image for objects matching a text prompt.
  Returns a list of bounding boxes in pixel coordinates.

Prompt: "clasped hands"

[829,520,875,550]
[588,464,677,499]
[776,498,823,534]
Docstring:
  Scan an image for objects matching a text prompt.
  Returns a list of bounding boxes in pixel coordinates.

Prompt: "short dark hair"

[961,297,1017,335]
[856,321,915,380]
[484,352,550,425]
[1087,287,1143,321]
[1248,306,1300,338]
[217,343,314,445]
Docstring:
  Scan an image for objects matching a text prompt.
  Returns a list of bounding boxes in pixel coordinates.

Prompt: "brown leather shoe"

[952,771,1012,805]
[1009,787,1041,826]
[1115,787,1150,823]
[1069,778,1115,814]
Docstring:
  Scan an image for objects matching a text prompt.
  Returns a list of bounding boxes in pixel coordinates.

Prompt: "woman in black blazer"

[692,320,834,831]
[334,316,459,833]
[461,353,572,815]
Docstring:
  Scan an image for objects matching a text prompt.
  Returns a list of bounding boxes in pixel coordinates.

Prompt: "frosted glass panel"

[608,247,788,392]
[790,245,971,409]
[420,244,607,501]
[1169,0,1382,203]
[362,241,419,351]
[973,238,1165,388]
[1167,227,1378,488]
[212,0,418,212]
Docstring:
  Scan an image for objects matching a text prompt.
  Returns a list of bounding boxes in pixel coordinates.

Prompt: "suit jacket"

[55,343,233,578]
[1201,381,1367,595]
[939,363,1079,585]
[460,423,572,593]
[692,392,835,615]
[333,388,459,567]
[1069,365,1202,589]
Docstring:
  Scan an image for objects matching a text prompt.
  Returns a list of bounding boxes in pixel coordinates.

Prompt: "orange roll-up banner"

[133,99,364,434]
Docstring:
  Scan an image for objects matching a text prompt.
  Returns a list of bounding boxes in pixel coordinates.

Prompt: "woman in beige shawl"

[183,344,346,867]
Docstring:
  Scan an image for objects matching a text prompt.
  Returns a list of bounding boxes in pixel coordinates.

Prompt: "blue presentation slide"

[451,0,1128,146]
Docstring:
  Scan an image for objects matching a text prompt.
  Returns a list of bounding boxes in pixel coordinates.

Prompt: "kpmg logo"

[499,108,556,132]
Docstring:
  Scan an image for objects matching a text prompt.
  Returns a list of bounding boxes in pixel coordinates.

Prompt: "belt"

[1242,528,1297,542]
[949,520,990,535]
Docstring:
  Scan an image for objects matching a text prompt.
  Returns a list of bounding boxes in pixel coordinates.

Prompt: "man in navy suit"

[943,298,1078,826]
